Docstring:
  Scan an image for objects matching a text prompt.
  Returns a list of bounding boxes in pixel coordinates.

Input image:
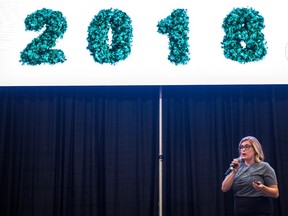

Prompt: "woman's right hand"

[230,158,240,173]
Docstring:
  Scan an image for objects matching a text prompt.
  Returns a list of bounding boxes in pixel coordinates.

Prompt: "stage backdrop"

[1,0,288,86]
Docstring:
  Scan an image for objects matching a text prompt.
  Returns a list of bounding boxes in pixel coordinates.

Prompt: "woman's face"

[239,140,255,162]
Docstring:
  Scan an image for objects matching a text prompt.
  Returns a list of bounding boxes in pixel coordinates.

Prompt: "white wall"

[1,0,288,86]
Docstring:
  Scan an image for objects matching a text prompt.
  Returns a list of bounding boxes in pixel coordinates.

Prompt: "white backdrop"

[0,0,288,86]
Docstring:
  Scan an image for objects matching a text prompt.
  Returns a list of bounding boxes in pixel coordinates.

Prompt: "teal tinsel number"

[221,7,267,64]
[87,9,133,65]
[20,8,67,65]
[157,9,190,65]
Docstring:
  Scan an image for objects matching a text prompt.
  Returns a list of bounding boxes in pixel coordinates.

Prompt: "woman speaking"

[221,136,279,216]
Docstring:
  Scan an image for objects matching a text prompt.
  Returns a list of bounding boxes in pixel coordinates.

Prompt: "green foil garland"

[86,8,133,65]
[221,7,267,64]
[20,8,67,65]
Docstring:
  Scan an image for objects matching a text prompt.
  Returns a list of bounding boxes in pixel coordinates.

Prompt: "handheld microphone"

[224,157,241,176]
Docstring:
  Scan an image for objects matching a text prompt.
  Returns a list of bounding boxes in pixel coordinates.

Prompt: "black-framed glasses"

[239,145,253,150]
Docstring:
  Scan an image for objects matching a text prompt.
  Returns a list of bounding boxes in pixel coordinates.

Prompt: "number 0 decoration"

[20,8,67,65]
[221,7,267,64]
[87,9,133,64]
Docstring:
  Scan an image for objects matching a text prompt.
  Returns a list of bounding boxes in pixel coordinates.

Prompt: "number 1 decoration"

[19,7,267,66]
[157,9,190,65]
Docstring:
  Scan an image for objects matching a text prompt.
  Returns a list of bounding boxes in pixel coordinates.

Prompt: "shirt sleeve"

[263,162,278,186]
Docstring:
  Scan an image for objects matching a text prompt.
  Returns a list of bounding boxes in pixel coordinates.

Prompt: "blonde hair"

[238,136,264,162]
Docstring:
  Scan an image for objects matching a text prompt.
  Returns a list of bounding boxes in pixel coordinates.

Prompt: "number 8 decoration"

[87,8,133,64]
[221,7,267,64]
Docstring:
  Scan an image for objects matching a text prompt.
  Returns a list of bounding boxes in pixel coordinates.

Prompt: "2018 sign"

[1,0,287,86]
[20,7,267,66]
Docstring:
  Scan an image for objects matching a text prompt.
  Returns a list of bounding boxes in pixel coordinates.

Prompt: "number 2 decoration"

[20,7,267,66]
[20,8,67,65]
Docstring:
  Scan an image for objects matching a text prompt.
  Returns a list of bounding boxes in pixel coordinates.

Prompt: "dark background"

[1,85,287,216]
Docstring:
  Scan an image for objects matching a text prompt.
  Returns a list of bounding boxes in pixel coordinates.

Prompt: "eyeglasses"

[239,145,253,150]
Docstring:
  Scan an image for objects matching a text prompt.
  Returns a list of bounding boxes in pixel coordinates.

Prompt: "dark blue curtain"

[1,85,288,216]
[162,85,288,216]
[0,86,159,216]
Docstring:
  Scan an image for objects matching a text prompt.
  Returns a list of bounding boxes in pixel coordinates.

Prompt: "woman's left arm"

[253,182,279,198]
